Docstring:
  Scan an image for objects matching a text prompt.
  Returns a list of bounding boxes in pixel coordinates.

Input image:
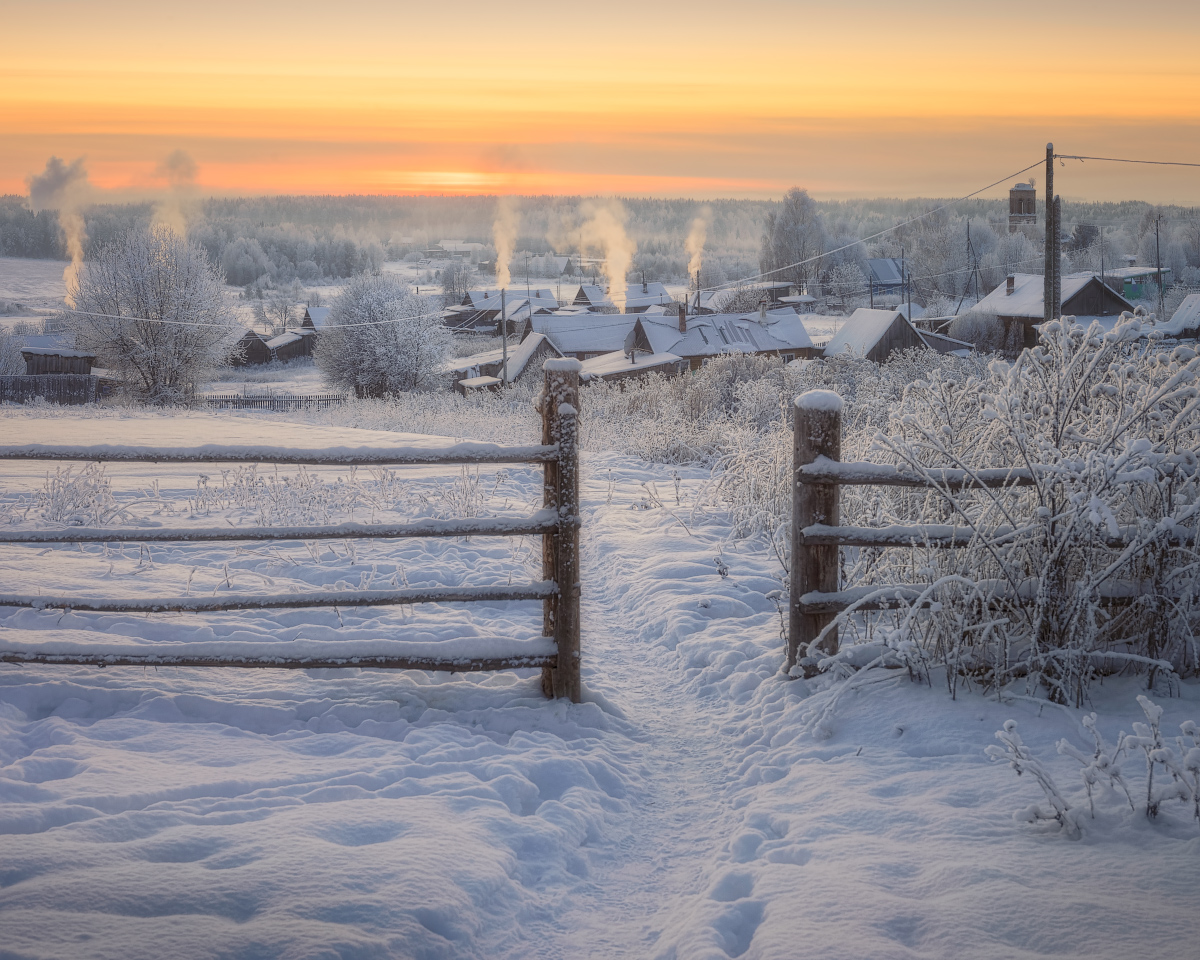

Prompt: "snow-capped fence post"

[541,358,583,702]
[790,390,842,673]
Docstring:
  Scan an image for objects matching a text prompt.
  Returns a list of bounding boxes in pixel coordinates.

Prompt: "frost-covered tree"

[760,188,826,288]
[439,261,474,309]
[67,224,239,401]
[315,273,448,397]
[0,325,25,376]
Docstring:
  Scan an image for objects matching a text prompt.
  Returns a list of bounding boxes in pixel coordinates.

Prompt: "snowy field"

[0,409,1198,960]
[0,257,69,311]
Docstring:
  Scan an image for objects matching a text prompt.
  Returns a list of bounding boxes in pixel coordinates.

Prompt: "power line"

[1056,154,1200,169]
[700,157,1046,293]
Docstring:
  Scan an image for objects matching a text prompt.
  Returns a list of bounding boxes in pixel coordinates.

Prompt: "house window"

[783,353,794,363]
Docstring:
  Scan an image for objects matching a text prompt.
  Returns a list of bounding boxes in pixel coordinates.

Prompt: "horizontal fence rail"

[799,522,1197,550]
[0,359,585,701]
[0,582,559,614]
[0,510,566,545]
[0,441,559,467]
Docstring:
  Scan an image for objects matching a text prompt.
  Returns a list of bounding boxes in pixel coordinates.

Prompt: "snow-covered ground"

[0,410,1197,960]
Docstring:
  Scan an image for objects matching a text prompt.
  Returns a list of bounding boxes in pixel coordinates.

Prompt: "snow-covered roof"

[458,375,502,389]
[823,309,917,357]
[19,347,95,358]
[532,315,639,355]
[1100,266,1171,281]
[463,289,557,311]
[579,349,682,381]
[866,258,904,286]
[501,332,559,381]
[895,302,926,322]
[972,273,1120,319]
[1158,294,1200,337]
[266,332,305,349]
[624,282,674,310]
[303,306,332,328]
[638,312,814,359]
[574,284,611,307]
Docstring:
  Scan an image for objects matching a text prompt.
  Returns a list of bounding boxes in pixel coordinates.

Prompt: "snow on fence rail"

[0,359,584,702]
[787,389,1181,676]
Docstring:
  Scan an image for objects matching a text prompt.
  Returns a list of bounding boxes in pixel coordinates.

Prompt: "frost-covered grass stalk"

[990,696,1200,834]
[824,315,1200,703]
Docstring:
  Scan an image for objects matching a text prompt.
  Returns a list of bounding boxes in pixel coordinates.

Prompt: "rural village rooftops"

[579,350,683,381]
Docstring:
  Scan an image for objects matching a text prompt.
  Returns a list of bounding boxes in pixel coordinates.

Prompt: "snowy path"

[1,414,1199,960]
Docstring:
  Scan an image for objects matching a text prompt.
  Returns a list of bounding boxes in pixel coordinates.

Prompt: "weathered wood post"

[541,358,582,702]
[789,390,842,673]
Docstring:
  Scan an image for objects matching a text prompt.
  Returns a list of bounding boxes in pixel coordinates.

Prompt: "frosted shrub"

[34,464,128,526]
[991,697,1199,832]
[823,316,1200,703]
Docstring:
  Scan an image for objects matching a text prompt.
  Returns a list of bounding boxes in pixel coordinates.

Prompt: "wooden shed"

[232,330,272,366]
[267,330,316,363]
[822,308,927,364]
[20,348,96,376]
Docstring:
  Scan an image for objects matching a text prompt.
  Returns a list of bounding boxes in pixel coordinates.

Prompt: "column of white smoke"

[580,201,636,312]
[686,206,712,280]
[493,197,518,289]
[153,150,200,236]
[26,157,90,306]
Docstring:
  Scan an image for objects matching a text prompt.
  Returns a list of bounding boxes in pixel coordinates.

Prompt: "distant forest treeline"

[2,194,1197,305]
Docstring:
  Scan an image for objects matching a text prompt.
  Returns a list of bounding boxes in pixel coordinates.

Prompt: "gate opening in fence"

[0,359,583,702]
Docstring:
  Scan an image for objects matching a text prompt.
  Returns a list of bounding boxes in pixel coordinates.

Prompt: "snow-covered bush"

[0,325,25,376]
[315,274,448,397]
[823,315,1200,702]
[67,224,241,402]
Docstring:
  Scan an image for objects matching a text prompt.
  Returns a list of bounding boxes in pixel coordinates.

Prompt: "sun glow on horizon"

[3,0,1199,201]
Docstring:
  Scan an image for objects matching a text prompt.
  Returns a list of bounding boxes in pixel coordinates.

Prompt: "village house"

[1098,265,1171,301]
[266,330,316,363]
[822,308,928,364]
[443,332,562,394]
[446,289,558,331]
[525,314,641,360]
[573,282,675,313]
[1009,182,1037,232]
[232,329,272,366]
[865,259,906,298]
[969,272,1134,348]
[19,347,97,376]
[301,306,332,331]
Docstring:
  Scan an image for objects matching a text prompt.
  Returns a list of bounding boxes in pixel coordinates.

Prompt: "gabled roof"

[823,308,920,357]
[574,284,611,307]
[532,314,639,355]
[972,273,1133,320]
[624,282,674,310]
[637,311,814,359]
[462,289,557,311]
[303,306,332,328]
[866,258,905,286]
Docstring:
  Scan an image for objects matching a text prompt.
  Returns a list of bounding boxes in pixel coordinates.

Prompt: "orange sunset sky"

[2,0,1199,201]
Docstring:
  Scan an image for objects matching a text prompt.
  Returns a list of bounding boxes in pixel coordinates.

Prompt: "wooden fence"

[787,389,1169,675]
[0,360,583,701]
[203,393,347,411]
[0,375,100,405]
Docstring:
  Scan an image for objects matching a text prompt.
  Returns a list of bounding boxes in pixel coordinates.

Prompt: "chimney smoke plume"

[153,149,200,235]
[685,207,711,279]
[26,156,90,306]
[580,201,635,312]
[492,197,518,289]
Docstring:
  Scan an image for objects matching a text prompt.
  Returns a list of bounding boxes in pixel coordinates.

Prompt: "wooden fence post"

[541,359,582,702]
[790,390,842,673]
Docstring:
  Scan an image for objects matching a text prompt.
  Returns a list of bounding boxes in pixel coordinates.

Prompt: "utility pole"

[1155,216,1166,319]
[1052,196,1062,321]
[1044,142,1055,325]
[500,288,509,384]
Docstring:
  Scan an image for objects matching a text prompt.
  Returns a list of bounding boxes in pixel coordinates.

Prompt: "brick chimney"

[678,302,687,333]
[1006,275,1016,296]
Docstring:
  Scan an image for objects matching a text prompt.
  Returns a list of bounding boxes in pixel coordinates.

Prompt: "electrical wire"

[698,158,1046,293]
[1056,154,1200,169]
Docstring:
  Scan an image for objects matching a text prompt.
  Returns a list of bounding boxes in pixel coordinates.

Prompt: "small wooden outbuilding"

[20,348,96,376]
[232,330,272,366]
[822,308,927,364]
